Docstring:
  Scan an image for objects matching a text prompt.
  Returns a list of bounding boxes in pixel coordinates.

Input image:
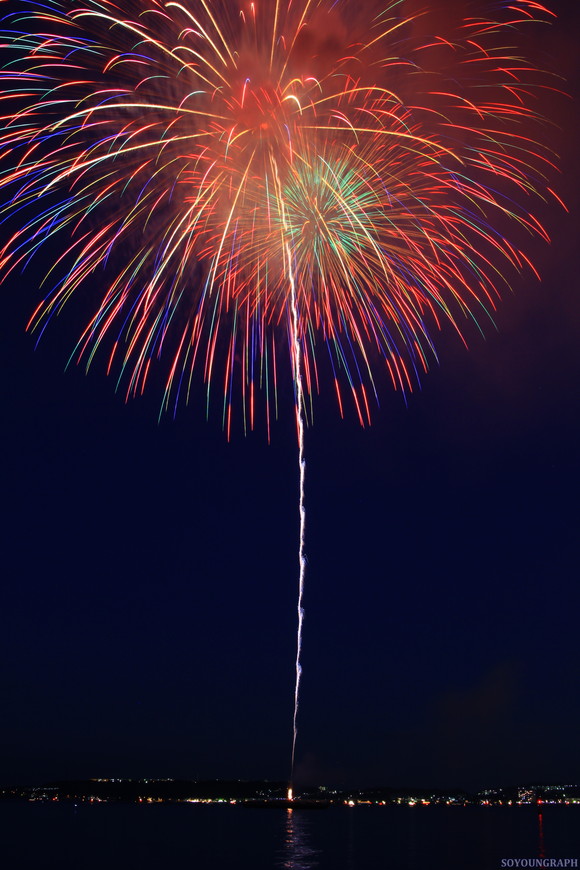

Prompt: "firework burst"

[0,0,561,435]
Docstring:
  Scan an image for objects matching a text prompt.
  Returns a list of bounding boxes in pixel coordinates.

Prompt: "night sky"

[1,0,579,793]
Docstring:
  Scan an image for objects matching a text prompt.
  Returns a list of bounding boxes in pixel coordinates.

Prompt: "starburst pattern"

[0,0,561,435]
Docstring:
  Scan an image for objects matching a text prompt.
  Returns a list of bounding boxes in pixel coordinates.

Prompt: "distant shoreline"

[2,779,579,808]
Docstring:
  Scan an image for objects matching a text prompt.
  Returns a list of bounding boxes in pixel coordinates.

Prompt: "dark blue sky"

[1,0,579,792]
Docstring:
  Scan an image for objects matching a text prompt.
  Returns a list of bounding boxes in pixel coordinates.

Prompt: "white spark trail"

[288,244,306,793]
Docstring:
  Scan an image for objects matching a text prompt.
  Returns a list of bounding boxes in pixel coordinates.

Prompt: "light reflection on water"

[1,802,577,870]
[276,809,321,870]
[538,811,545,860]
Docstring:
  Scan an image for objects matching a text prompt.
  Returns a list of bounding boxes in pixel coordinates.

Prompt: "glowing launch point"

[287,787,293,802]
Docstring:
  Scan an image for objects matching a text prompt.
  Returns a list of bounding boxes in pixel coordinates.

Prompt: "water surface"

[1,802,578,869]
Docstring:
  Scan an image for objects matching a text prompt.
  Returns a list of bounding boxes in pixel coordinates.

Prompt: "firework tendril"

[0,0,562,436]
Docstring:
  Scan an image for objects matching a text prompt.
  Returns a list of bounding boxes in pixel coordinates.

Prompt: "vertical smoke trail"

[288,245,306,798]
